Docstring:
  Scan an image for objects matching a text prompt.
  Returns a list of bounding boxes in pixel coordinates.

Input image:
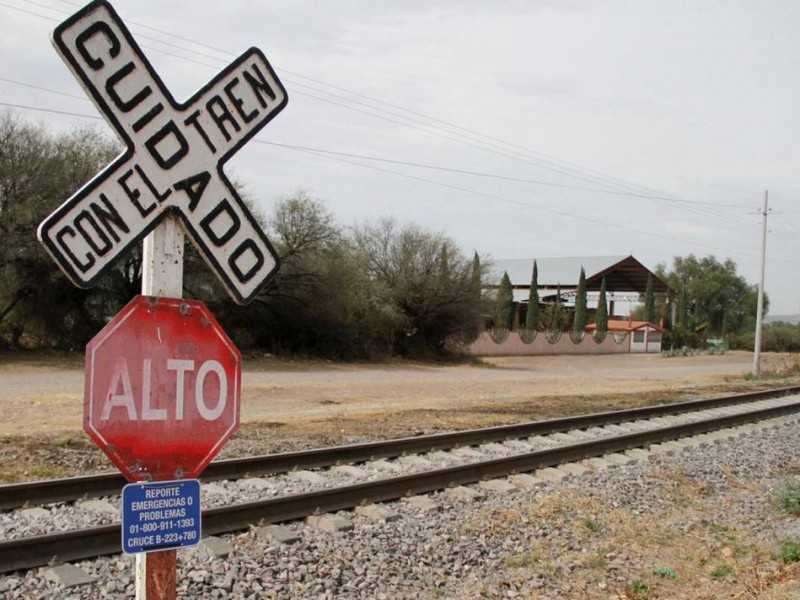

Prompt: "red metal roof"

[586,319,665,332]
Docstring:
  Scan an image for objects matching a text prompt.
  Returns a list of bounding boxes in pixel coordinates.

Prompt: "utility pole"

[752,190,768,375]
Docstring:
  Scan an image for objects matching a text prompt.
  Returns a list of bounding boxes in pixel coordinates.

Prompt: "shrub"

[730,326,800,352]
[773,479,800,515]
[626,580,650,598]
[663,324,703,350]
[653,566,676,579]
[710,564,733,579]
[777,540,800,564]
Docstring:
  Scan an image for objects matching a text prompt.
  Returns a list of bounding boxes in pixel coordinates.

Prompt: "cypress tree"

[525,260,540,331]
[644,273,655,323]
[471,252,481,301]
[596,277,609,334]
[573,267,588,333]
[463,251,483,342]
[495,272,514,329]
[543,283,567,330]
[439,243,449,283]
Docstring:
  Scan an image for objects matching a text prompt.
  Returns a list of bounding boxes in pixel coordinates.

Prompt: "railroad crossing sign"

[84,295,241,481]
[37,0,287,304]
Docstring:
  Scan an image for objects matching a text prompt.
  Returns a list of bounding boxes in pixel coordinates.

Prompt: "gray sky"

[2,0,800,314]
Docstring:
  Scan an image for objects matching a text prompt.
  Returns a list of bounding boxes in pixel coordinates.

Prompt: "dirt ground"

[0,350,796,440]
[4,351,799,598]
[0,350,797,482]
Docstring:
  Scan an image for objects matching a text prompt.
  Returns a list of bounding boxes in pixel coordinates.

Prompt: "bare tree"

[352,218,486,355]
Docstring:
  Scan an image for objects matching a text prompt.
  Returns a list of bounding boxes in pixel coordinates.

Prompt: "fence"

[468,329,630,356]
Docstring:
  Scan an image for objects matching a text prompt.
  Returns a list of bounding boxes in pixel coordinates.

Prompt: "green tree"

[542,284,567,331]
[676,284,689,326]
[655,255,765,339]
[573,267,588,333]
[495,272,514,330]
[643,273,655,323]
[525,260,540,331]
[595,277,608,334]
[463,251,484,342]
[471,252,482,300]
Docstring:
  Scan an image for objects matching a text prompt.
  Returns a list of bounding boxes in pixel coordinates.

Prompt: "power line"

[258,141,751,207]
[3,2,796,252]
[0,72,766,221]
[4,0,757,220]
[0,100,100,120]
[4,94,797,248]
[0,74,760,219]
[278,142,800,267]
[0,76,86,101]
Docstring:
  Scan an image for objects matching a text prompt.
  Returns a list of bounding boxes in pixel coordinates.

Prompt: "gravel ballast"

[1,413,799,598]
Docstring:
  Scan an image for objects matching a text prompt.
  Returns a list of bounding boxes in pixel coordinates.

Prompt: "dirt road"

[0,351,791,437]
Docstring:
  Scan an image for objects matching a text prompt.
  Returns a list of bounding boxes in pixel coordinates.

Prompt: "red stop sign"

[85,296,241,481]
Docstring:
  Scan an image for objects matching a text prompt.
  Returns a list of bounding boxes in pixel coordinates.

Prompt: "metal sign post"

[140,218,183,600]
[79,222,242,599]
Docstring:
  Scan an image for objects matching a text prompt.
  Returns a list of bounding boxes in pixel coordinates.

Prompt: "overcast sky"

[2,0,799,314]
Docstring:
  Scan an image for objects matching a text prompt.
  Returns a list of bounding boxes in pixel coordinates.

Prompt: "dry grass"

[449,468,800,599]
[754,355,800,379]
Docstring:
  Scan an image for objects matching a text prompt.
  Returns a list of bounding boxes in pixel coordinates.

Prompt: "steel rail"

[1,384,798,511]
[1,397,799,574]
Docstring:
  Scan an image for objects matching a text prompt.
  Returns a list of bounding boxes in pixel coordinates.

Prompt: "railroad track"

[2,384,798,511]
[1,385,799,574]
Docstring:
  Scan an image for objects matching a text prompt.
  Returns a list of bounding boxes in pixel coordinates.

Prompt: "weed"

[626,580,650,598]
[504,551,537,568]
[733,544,756,558]
[777,540,800,564]
[582,516,599,531]
[720,467,759,492]
[654,467,715,506]
[773,479,800,515]
[653,566,676,579]
[587,547,613,570]
[707,521,738,544]
[708,522,730,534]
[25,465,64,479]
[711,564,733,579]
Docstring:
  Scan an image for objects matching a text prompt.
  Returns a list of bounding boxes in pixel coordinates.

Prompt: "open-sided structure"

[486,254,673,325]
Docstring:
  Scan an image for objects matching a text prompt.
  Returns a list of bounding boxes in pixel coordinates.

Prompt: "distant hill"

[764,314,800,325]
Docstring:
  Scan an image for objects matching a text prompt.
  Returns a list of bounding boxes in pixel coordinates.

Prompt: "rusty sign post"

[37,1,288,597]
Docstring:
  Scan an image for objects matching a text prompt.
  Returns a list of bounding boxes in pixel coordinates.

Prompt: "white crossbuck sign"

[37,0,288,304]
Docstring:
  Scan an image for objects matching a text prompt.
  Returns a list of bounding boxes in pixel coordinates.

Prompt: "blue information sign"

[121,479,202,554]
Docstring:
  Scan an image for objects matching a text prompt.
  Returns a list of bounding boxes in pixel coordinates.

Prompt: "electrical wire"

[0,77,764,216]
[277,142,800,267]
[2,93,799,248]
[6,0,758,217]
[2,1,798,253]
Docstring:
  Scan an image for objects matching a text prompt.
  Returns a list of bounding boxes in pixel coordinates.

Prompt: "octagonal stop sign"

[85,295,241,481]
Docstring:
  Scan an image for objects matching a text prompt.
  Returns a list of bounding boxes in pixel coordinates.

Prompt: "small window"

[649,332,662,343]
[633,331,645,343]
